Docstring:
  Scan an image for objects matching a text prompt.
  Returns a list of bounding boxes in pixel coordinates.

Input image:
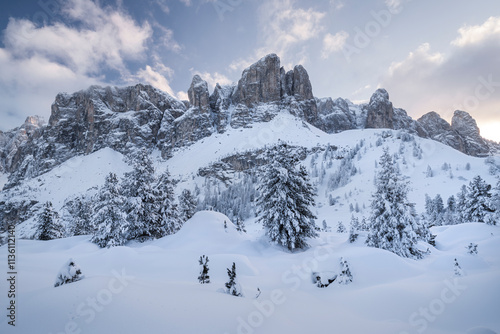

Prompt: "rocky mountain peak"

[365,88,394,129]
[188,75,210,112]
[232,53,282,107]
[451,110,481,135]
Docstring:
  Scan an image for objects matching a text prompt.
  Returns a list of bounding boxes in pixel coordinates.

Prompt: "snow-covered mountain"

[1,54,499,334]
[0,54,497,190]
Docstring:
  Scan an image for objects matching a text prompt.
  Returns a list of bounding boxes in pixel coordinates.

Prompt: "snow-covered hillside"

[1,211,499,333]
[1,111,499,333]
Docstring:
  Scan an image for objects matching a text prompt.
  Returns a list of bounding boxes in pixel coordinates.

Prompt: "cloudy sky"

[1,0,499,141]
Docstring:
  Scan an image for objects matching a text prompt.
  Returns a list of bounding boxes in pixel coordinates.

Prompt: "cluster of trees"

[424,176,499,226]
[35,150,198,247]
[200,172,257,223]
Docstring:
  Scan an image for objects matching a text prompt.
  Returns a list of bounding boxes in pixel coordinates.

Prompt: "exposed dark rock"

[188,75,210,113]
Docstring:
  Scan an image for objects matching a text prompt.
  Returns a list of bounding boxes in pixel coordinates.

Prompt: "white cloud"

[321,31,349,59]
[0,0,182,131]
[330,0,344,11]
[189,70,233,91]
[136,65,176,96]
[379,17,500,141]
[451,16,500,47]
[229,0,326,73]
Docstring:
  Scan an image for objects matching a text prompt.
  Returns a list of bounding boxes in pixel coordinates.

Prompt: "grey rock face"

[232,53,282,107]
[315,97,355,133]
[0,116,44,174]
[5,84,188,188]
[451,110,490,156]
[365,88,394,129]
[417,110,491,156]
[188,75,210,113]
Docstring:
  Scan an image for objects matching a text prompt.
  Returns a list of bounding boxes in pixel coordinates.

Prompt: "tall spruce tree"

[257,143,318,251]
[366,148,425,259]
[156,169,182,235]
[178,189,197,223]
[464,175,494,223]
[35,201,64,240]
[67,195,94,236]
[91,173,129,248]
[124,150,159,240]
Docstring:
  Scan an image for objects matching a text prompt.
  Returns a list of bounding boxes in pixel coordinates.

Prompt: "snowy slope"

[1,211,499,334]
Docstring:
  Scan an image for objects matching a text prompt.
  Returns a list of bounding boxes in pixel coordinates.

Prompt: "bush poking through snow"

[467,243,478,255]
[337,257,353,285]
[54,259,84,287]
[454,258,464,277]
[198,255,210,284]
[225,262,242,297]
[235,218,246,233]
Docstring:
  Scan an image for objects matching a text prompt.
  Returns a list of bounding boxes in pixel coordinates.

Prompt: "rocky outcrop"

[188,75,210,113]
[315,97,356,133]
[417,110,491,157]
[451,110,490,156]
[232,54,282,107]
[0,116,44,174]
[364,89,394,129]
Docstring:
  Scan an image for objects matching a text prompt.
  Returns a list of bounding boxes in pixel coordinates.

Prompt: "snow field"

[2,211,499,334]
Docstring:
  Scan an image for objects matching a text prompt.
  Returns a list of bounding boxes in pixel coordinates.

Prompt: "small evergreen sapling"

[336,221,346,233]
[198,255,210,284]
[348,216,360,243]
[322,220,331,232]
[225,262,242,297]
[337,257,353,285]
[466,243,478,255]
[454,258,464,277]
[54,259,84,287]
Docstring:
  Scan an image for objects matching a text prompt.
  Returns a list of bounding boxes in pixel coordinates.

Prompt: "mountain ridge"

[0,53,497,189]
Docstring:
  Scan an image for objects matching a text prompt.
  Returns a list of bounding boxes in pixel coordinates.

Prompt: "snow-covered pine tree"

[91,173,129,248]
[444,195,457,225]
[433,194,445,226]
[154,169,181,237]
[426,165,433,178]
[67,195,94,236]
[123,150,159,240]
[322,220,331,232]
[366,148,425,259]
[198,255,210,284]
[456,185,468,224]
[35,201,64,240]
[336,221,347,233]
[491,180,500,225]
[54,258,84,287]
[178,189,197,223]
[348,216,360,243]
[337,257,353,285]
[454,258,464,277]
[225,262,242,297]
[256,143,318,251]
[464,175,494,223]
